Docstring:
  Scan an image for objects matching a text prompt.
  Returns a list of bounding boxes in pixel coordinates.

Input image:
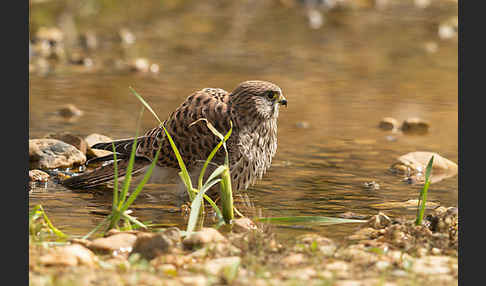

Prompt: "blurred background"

[29,0,458,239]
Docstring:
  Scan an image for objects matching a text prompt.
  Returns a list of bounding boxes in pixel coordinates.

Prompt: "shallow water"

[29,0,458,241]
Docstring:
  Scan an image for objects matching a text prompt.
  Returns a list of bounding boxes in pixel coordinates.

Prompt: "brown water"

[29,0,458,240]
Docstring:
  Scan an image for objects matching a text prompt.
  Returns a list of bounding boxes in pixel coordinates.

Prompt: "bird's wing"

[136,88,233,170]
[62,157,151,189]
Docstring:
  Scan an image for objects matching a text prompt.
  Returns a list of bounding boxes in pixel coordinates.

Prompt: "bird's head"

[230,80,287,120]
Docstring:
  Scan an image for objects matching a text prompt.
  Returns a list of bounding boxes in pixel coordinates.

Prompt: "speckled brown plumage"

[63,80,287,194]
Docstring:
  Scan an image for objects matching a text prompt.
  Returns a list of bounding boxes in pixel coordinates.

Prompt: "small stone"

[296,121,310,129]
[348,227,377,240]
[232,217,258,233]
[367,212,392,229]
[414,0,430,9]
[58,104,84,118]
[412,256,454,275]
[203,256,241,276]
[29,169,49,182]
[179,275,207,286]
[375,260,391,271]
[281,253,305,266]
[150,63,160,73]
[183,228,228,250]
[29,139,86,169]
[79,31,97,50]
[438,24,456,40]
[88,233,138,254]
[118,28,136,44]
[307,9,324,29]
[44,132,88,154]
[35,27,64,44]
[129,58,150,72]
[156,264,177,276]
[378,117,399,131]
[400,118,429,135]
[363,181,380,190]
[424,41,438,54]
[326,261,349,273]
[39,244,97,267]
[131,232,173,260]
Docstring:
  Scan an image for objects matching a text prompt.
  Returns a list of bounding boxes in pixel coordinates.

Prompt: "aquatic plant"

[84,107,163,238]
[415,155,434,225]
[29,204,67,241]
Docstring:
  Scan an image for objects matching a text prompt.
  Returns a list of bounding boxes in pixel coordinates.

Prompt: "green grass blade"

[202,194,223,221]
[186,178,222,234]
[118,108,144,208]
[219,167,234,224]
[129,86,162,125]
[35,205,67,238]
[121,145,163,212]
[161,125,195,199]
[415,155,434,225]
[123,213,148,229]
[82,216,112,240]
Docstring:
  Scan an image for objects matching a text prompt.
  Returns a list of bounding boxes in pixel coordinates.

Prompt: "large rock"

[44,132,88,154]
[391,151,458,184]
[29,139,86,169]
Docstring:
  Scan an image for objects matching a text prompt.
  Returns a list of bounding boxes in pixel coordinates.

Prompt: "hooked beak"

[278,94,287,107]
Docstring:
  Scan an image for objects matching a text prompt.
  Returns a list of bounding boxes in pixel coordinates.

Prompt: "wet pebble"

[231,217,258,233]
[370,199,439,210]
[424,41,438,54]
[391,151,458,184]
[363,181,380,190]
[118,28,136,44]
[366,212,392,230]
[378,117,399,131]
[129,58,160,73]
[400,118,429,134]
[57,104,84,118]
[68,50,93,67]
[29,139,86,169]
[29,169,50,182]
[296,121,310,128]
[88,232,138,255]
[438,17,458,40]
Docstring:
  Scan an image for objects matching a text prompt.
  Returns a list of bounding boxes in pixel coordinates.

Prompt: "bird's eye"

[266,91,276,100]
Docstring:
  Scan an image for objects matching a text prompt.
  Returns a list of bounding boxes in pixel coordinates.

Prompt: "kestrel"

[63,80,287,197]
